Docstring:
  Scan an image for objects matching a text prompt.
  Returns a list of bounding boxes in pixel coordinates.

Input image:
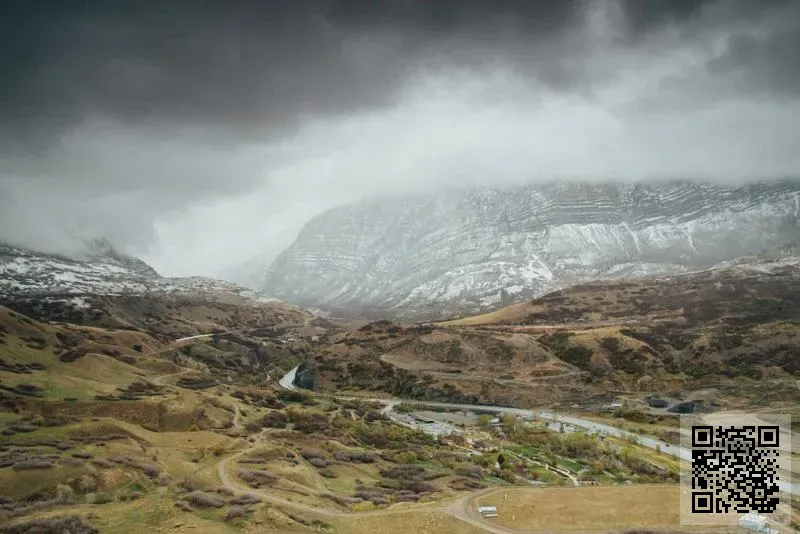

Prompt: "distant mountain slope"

[0,243,310,337]
[262,180,800,318]
[0,243,253,297]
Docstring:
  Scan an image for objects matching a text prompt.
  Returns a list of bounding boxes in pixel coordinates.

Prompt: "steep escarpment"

[263,181,800,317]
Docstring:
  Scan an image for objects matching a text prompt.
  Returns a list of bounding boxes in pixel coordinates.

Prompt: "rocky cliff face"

[263,181,800,318]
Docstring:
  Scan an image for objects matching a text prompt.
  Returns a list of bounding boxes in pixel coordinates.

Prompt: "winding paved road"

[279,366,799,495]
[150,336,798,532]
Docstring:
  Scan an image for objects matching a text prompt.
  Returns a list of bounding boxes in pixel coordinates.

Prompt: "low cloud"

[0,0,798,276]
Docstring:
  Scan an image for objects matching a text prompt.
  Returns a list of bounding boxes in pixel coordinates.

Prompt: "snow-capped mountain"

[262,180,800,317]
[0,243,254,298]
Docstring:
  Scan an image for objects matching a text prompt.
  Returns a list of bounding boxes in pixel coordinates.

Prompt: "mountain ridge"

[261,180,800,318]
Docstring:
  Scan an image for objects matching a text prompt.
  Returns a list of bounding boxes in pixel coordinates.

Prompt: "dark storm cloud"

[0,0,740,149]
[0,0,798,274]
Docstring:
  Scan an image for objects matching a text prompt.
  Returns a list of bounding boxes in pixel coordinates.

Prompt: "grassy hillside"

[306,265,800,409]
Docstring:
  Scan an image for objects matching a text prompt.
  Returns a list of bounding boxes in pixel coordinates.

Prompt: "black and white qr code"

[691,425,780,514]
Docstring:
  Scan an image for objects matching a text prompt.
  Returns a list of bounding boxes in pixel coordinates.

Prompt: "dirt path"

[232,402,241,428]
[152,367,192,386]
[215,429,442,519]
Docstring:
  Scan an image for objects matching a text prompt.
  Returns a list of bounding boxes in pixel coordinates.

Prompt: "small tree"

[477,414,493,429]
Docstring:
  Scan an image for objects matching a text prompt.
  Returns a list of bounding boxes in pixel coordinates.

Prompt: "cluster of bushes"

[232,390,284,408]
[506,426,679,482]
[377,464,440,495]
[172,483,260,520]
[235,468,277,488]
[0,515,99,534]
[332,450,376,463]
[58,349,88,363]
[259,411,289,428]
[176,377,217,390]
[90,455,161,478]
[0,358,46,374]
[276,389,310,403]
[21,336,47,350]
[116,381,164,399]
[0,383,42,397]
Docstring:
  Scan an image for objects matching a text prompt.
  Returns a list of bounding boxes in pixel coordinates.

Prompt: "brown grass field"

[475,485,687,531]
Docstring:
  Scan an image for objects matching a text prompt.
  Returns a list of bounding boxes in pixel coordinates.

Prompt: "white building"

[477,506,498,517]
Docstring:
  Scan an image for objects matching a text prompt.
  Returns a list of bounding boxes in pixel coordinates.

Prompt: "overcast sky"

[1,0,799,278]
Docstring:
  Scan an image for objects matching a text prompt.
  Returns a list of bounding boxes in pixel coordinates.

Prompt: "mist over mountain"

[260,180,800,318]
[1,0,800,277]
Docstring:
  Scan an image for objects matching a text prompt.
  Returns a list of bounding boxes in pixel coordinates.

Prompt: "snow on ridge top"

[0,245,249,298]
[262,180,800,315]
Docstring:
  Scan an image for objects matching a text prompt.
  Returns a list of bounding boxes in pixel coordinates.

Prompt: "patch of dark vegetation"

[332,450,375,464]
[228,494,261,505]
[0,359,46,374]
[174,500,194,512]
[231,390,283,408]
[20,336,47,350]
[0,515,99,534]
[176,377,217,390]
[537,332,573,355]
[224,504,255,521]
[186,491,225,508]
[260,411,289,428]
[327,359,480,404]
[646,397,669,409]
[58,350,88,363]
[667,401,700,414]
[8,424,38,433]
[12,459,54,470]
[608,348,649,375]
[276,389,310,403]
[0,383,43,397]
[236,469,277,488]
[115,381,164,399]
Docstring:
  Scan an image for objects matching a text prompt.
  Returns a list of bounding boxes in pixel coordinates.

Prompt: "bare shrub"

[177,478,207,492]
[8,424,37,433]
[380,465,425,480]
[318,468,338,478]
[321,493,360,507]
[0,515,99,534]
[56,441,76,450]
[174,500,193,512]
[89,458,113,468]
[118,491,143,502]
[12,459,53,470]
[56,484,77,504]
[454,464,483,479]
[72,452,93,459]
[87,492,114,505]
[134,463,161,477]
[228,494,261,505]
[59,456,85,467]
[187,491,225,508]
[224,505,254,521]
[108,455,134,464]
[333,450,376,463]
[235,469,277,488]
[215,486,234,496]
[308,457,328,468]
[300,450,325,461]
[355,487,392,501]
